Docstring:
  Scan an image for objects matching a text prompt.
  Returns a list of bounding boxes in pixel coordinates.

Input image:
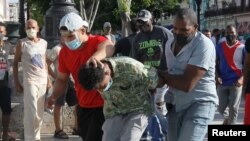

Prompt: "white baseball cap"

[136,9,152,22]
[103,22,111,28]
[59,12,89,32]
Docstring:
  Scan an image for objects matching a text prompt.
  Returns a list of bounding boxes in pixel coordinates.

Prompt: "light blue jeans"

[167,101,216,141]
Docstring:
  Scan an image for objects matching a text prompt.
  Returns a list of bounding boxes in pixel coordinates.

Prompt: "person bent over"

[78,56,165,141]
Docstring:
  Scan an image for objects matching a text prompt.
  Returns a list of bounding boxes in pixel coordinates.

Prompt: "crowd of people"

[1,6,250,141]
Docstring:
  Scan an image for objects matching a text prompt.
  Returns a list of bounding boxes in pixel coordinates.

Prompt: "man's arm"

[158,64,206,93]
[13,40,23,93]
[47,71,69,108]
[92,39,114,60]
[215,57,222,85]
[46,59,56,79]
[87,39,114,67]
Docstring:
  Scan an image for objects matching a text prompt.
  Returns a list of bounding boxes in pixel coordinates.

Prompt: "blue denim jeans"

[148,113,167,141]
[167,101,216,141]
[142,95,168,141]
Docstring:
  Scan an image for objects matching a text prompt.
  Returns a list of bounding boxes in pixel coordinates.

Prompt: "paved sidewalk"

[3,98,244,141]
[41,134,81,141]
[203,97,245,141]
[0,134,81,141]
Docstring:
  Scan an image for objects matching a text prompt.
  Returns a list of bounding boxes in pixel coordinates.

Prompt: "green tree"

[27,0,50,26]
[115,0,182,37]
[27,0,183,34]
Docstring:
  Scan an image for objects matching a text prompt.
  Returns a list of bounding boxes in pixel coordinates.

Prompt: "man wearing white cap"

[47,12,114,141]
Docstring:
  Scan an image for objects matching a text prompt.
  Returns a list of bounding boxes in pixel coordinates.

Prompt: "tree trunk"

[117,0,132,38]
[120,12,132,38]
[79,0,100,31]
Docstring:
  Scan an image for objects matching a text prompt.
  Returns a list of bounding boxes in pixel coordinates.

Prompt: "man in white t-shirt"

[103,22,116,44]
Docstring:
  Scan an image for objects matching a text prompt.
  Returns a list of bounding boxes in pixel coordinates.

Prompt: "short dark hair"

[212,28,220,33]
[174,8,197,26]
[202,29,210,33]
[78,64,105,90]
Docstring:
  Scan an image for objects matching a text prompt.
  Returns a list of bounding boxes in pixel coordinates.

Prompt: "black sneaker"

[54,130,69,139]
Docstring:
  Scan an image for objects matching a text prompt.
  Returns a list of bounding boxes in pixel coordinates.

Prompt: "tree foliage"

[27,0,183,32]
[117,0,132,37]
[27,0,50,26]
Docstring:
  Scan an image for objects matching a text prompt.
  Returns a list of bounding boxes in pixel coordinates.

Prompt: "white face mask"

[26,29,37,38]
[103,78,113,92]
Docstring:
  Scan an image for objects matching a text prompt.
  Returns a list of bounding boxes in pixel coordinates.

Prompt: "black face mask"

[104,28,111,34]
[226,35,236,43]
[138,24,150,33]
[174,33,195,46]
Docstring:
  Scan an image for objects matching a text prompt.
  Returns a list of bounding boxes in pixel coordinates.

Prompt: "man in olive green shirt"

[78,56,161,141]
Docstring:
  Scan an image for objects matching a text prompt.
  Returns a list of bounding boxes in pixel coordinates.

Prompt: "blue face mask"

[103,78,113,92]
[65,33,82,50]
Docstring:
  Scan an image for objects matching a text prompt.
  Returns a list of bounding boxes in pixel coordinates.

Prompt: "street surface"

[2,98,244,141]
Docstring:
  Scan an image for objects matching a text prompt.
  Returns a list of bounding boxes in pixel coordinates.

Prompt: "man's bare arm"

[158,64,206,92]
[88,40,115,67]
[47,72,69,108]
[13,40,23,93]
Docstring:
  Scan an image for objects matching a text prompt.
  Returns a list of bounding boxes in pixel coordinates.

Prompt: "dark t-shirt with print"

[114,33,137,56]
[130,25,172,69]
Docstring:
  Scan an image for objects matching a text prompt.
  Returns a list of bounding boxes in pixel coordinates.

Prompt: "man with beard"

[158,8,218,141]
[130,9,172,141]
[215,25,245,125]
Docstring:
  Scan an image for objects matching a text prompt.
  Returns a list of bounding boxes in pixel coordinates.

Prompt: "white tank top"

[21,38,48,84]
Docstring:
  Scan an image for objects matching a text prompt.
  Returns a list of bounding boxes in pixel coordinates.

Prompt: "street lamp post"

[19,0,26,38]
[195,0,202,30]
[45,0,78,49]
[6,21,20,45]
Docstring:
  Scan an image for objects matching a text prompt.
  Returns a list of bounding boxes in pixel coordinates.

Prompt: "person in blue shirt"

[158,8,218,141]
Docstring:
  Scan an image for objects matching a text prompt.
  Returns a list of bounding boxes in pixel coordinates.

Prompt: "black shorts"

[77,106,105,141]
[0,87,12,115]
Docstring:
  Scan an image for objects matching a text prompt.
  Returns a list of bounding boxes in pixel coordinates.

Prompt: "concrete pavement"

[203,97,245,141]
[40,134,81,141]
[4,98,244,141]
[49,97,245,141]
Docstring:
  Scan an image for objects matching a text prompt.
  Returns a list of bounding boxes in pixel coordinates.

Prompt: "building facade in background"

[204,0,250,38]
[0,0,19,22]
[9,2,19,22]
[161,0,250,39]
[0,0,10,22]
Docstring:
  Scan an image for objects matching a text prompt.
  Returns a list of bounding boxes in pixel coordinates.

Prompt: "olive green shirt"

[102,57,158,118]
